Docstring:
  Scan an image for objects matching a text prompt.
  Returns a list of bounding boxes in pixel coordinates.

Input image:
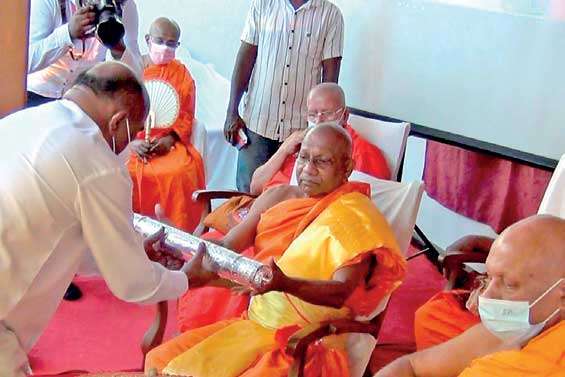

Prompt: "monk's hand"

[281,129,306,155]
[150,134,176,156]
[130,140,154,163]
[182,242,218,288]
[231,284,253,296]
[143,227,185,270]
[223,112,247,146]
[252,258,287,295]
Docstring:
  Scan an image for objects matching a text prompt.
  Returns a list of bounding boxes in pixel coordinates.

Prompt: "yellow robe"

[156,191,405,377]
[458,321,565,377]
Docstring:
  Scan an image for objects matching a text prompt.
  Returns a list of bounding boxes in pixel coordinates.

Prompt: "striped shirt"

[241,0,344,141]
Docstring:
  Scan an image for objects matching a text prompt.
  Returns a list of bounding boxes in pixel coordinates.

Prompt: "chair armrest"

[191,189,256,203]
[141,301,168,368]
[287,319,380,377]
[440,251,488,290]
[192,190,257,237]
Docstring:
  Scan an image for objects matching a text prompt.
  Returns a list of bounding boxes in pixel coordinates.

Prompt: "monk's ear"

[344,157,354,178]
[342,108,350,125]
[145,34,150,46]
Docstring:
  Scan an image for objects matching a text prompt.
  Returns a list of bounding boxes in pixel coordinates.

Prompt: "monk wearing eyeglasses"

[146,124,406,377]
[127,17,205,232]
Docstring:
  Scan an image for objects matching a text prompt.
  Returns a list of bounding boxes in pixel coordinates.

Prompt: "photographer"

[27,0,142,107]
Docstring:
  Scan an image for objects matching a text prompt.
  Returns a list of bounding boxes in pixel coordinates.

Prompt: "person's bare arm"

[249,130,305,195]
[447,235,496,253]
[220,186,301,252]
[376,323,506,377]
[258,255,370,308]
[224,42,258,145]
[321,57,342,83]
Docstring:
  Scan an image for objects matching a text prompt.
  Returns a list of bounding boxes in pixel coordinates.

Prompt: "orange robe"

[176,182,373,332]
[128,60,205,232]
[458,321,564,377]
[414,291,481,350]
[264,124,391,190]
[146,182,405,376]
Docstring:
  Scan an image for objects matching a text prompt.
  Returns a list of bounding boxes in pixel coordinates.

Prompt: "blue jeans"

[236,129,282,192]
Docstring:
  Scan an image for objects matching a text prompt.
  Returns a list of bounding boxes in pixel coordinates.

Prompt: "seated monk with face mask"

[145,124,406,376]
[376,214,565,377]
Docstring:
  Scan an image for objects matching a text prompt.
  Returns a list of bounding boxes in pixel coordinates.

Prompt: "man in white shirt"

[0,62,210,377]
[27,0,142,107]
[223,0,344,191]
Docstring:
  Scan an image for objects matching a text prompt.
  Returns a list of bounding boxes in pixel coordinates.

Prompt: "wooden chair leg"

[141,301,169,370]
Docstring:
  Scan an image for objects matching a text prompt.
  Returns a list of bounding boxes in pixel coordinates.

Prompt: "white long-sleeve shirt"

[0,100,187,351]
[538,154,565,217]
[27,0,142,98]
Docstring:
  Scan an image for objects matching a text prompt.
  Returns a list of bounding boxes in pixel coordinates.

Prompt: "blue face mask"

[478,278,563,345]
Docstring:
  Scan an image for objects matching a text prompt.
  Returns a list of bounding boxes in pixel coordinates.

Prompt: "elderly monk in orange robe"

[414,156,565,350]
[128,17,204,232]
[176,83,390,332]
[249,83,391,195]
[145,124,406,376]
[376,214,565,377]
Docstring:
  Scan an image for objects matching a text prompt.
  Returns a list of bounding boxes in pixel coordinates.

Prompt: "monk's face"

[482,217,565,324]
[306,89,349,126]
[296,130,352,197]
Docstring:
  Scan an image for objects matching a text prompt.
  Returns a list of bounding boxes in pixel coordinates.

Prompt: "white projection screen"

[138,0,565,161]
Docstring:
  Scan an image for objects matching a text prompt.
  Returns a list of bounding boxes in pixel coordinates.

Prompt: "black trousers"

[26,91,56,108]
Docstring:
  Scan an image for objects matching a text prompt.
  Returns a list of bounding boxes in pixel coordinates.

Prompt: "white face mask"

[478,278,563,344]
[307,118,343,129]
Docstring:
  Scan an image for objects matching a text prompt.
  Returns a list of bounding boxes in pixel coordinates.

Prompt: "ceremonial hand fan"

[145,79,180,129]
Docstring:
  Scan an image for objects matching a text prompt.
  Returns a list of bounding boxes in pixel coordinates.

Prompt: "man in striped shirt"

[224,0,344,191]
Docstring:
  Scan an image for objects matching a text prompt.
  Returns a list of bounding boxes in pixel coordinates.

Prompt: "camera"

[85,0,125,48]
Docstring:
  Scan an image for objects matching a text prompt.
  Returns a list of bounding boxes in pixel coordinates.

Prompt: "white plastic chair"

[343,173,424,377]
[348,113,411,181]
[290,114,411,184]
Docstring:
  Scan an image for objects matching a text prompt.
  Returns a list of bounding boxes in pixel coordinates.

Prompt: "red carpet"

[29,276,180,375]
[30,248,445,375]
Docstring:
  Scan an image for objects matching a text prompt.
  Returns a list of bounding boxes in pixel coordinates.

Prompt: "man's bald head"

[74,61,149,123]
[483,215,565,325]
[306,83,348,126]
[67,61,149,153]
[148,17,181,43]
[296,124,353,196]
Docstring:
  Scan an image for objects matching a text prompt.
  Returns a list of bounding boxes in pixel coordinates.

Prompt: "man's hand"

[143,227,185,270]
[223,112,247,146]
[253,258,287,295]
[150,135,176,156]
[182,242,218,288]
[130,140,155,163]
[68,6,96,40]
[281,130,306,155]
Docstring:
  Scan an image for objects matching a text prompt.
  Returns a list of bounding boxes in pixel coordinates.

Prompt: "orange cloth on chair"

[414,290,481,350]
[128,60,205,232]
[176,182,371,332]
[458,320,564,377]
[264,124,391,191]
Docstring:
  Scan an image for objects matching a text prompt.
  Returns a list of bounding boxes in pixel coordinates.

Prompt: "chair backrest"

[348,113,411,181]
[347,171,425,321]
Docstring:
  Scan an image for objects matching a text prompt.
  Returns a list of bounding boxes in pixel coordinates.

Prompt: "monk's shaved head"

[308,82,346,108]
[484,215,565,325]
[304,123,352,161]
[149,17,181,41]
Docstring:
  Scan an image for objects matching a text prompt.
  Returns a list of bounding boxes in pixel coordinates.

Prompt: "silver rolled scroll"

[133,214,273,289]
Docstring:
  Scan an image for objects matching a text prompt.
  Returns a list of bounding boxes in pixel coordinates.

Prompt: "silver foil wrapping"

[133,214,272,289]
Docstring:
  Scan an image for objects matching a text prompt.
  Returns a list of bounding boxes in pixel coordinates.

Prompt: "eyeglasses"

[150,36,180,49]
[296,154,335,169]
[306,107,345,122]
